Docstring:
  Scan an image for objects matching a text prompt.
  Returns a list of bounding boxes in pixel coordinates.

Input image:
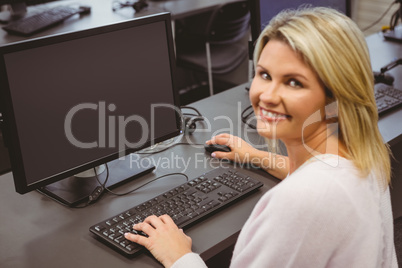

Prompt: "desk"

[1,78,402,267]
[0,83,279,268]
[0,0,239,45]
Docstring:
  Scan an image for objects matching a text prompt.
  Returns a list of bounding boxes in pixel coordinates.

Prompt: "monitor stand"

[39,154,155,207]
[0,3,27,23]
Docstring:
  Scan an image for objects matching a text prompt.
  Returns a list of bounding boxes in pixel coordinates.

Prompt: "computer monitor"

[248,0,351,57]
[0,12,181,206]
[0,0,59,22]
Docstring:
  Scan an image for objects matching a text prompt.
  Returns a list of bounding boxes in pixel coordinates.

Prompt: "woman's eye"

[289,79,303,88]
[260,72,271,80]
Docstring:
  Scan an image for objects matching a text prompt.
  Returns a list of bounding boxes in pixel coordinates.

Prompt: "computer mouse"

[204,144,231,153]
[78,5,91,15]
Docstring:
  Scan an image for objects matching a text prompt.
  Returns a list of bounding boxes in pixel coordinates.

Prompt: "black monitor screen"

[249,0,351,50]
[0,13,181,196]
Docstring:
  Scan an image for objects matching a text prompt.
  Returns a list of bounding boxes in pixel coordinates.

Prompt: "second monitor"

[248,0,351,55]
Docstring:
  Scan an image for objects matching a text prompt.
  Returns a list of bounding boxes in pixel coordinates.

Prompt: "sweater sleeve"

[171,252,207,268]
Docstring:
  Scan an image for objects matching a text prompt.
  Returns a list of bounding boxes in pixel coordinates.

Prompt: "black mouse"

[204,144,231,153]
[78,5,91,15]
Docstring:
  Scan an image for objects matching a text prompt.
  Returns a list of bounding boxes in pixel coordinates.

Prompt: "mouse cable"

[241,105,256,129]
[94,163,189,198]
[36,167,189,208]
[180,106,203,117]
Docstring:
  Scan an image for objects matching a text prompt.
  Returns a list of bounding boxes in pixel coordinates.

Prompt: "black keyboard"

[3,6,81,36]
[375,83,402,115]
[89,167,263,256]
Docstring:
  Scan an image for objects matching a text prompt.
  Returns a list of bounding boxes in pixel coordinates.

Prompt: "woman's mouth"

[260,108,289,122]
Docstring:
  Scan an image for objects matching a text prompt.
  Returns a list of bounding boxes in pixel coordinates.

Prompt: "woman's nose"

[259,81,281,105]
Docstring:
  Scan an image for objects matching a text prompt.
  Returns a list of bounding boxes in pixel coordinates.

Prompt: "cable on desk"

[36,167,189,208]
[180,106,206,135]
[390,0,402,31]
[180,106,203,117]
[241,105,256,130]
[94,163,189,197]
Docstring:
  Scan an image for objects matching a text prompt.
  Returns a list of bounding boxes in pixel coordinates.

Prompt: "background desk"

[0,0,240,45]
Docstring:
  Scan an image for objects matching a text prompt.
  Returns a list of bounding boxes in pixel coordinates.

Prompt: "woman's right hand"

[205,133,258,163]
[124,215,192,268]
[206,133,289,180]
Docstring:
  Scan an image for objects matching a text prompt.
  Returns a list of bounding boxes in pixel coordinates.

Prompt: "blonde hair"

[254,7,391,184]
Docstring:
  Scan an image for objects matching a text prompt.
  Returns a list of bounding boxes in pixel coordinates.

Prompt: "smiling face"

[250,39,328,146]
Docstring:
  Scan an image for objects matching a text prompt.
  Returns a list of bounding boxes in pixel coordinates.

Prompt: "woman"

[125,7,397,267]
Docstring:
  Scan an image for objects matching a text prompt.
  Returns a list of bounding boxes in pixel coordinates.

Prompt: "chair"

[175,1,250,96]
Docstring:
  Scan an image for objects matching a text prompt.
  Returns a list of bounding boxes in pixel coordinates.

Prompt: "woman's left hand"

[125,214,192,268]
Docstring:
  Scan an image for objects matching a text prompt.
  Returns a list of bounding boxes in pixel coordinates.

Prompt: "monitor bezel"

[0,12,182,194]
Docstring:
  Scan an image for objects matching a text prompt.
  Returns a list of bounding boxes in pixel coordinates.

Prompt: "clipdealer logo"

[64,101,147,150]
[64,102,183,153]
[63,101,263,152]
[62,100,340,170]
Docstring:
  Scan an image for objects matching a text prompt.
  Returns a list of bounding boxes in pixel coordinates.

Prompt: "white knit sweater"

[172,155,398,268]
